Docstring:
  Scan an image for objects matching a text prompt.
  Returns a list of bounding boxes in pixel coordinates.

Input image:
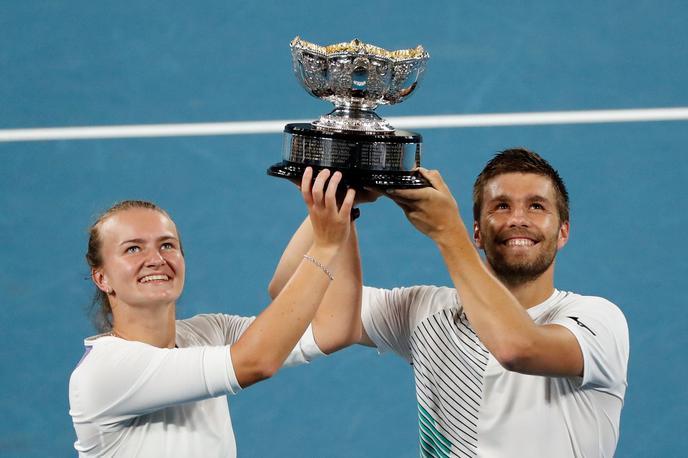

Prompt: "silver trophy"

[268,37,430,188]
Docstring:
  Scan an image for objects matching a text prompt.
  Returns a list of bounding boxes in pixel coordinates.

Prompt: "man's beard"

[482,231,558,287]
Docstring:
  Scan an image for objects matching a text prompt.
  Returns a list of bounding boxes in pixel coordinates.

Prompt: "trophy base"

[267,123,429,188]
[267,161,428,188]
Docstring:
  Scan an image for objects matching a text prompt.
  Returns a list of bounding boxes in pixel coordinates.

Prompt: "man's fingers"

[385,187,434,202]
[417,167,450,194]
[384,192,415,214]
[384,191,413,206]
[354,186,383,204]
[383,168,451,202]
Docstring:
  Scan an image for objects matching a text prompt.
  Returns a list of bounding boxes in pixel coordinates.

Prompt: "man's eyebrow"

[486,194,511,202]
[526,194,551,202]
[487,194,551,202]
[119,236,178,246]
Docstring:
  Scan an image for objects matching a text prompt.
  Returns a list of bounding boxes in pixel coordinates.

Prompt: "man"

[270,148,629,457]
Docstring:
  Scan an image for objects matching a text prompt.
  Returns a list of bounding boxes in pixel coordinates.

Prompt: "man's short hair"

[472,148,570,223]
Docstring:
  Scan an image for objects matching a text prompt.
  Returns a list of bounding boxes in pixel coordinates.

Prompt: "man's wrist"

[434,223,471,252]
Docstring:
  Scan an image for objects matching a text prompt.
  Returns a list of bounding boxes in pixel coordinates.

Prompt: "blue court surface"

[1,1,687,456]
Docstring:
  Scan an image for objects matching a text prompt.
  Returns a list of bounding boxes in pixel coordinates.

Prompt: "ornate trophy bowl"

[268,37,430,188]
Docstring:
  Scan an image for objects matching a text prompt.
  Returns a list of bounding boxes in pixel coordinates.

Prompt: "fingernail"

[385,189,395,195]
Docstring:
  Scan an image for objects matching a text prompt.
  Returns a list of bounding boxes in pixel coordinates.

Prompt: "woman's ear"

[92,269,112,294]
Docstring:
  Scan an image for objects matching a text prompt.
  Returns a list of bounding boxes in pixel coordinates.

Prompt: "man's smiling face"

[474,172,569,286]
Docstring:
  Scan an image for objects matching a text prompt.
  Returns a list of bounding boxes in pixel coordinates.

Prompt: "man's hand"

[385,168,465,243]
[354,186,383,205]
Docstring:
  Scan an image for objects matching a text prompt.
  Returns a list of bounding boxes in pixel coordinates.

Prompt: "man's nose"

[507,207,530,227]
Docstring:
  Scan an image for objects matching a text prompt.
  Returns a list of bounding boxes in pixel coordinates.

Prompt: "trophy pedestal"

[268,123,428,188]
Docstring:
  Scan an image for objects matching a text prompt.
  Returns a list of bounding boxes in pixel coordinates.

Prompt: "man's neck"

[496,264,556,309]
[111,302,177,348]
[505,279,554,309]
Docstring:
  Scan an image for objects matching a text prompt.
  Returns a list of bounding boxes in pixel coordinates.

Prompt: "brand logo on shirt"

[567,316,597,336]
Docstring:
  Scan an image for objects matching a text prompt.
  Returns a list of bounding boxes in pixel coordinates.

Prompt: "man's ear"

[473,221,483,248]
[557,221,570,250]
[92,268,112,294]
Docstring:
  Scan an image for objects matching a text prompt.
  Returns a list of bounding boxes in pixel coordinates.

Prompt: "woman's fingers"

[301,167,314,207]
[312,169,331,208]
[305,168,356,220]
[302,169,357,250]
[324,171,342,209]
[339,187,356,218]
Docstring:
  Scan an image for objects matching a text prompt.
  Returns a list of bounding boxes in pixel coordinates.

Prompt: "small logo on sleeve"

[567,316,597,336]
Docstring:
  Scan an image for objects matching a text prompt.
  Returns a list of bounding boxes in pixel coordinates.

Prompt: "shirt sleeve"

[550,296,629,398]
[361,285,456,362]
[282,324,326,367]
[71,339,241,423]
[176,313,254,346]
[202,313,325,367]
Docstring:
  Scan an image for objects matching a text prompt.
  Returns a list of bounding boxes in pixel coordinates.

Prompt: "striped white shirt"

[362,287,629,458]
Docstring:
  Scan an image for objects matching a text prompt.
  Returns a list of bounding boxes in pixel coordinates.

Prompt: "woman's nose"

[145,250,167,267]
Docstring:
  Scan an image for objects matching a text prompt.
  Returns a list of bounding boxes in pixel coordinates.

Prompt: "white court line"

[1,107,687,142]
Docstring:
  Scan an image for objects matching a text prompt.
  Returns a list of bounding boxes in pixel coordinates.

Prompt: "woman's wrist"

[306,245,339,272]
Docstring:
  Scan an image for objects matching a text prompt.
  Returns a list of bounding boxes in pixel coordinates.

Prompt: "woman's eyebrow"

[119,235,178,246]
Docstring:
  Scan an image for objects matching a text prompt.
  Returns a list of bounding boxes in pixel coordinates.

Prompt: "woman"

[69,168,360,457]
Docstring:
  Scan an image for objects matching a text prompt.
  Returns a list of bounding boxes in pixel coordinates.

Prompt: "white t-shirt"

[69,314,324,457]
[362,286,629,458]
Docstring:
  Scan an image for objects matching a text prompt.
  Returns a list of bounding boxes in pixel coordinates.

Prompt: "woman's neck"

[111,302,177,348]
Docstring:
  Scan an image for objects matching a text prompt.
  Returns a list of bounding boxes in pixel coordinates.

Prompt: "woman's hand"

[301,167,356,252]
[289,172,380,206]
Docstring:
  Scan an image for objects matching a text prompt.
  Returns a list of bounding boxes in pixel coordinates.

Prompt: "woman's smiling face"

[93,207,185,310]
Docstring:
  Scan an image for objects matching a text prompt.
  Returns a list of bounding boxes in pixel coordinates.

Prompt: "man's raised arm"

[386,168,583,377]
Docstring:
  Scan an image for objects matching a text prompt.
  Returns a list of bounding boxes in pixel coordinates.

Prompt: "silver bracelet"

[303,254,334,281]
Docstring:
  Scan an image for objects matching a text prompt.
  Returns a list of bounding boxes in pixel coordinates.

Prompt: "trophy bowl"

[268,37,431,188]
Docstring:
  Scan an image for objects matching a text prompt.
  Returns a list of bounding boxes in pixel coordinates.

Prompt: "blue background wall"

[1,1,686,456]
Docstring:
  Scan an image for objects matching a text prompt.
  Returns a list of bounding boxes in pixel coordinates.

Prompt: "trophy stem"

[313,107,395,133]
